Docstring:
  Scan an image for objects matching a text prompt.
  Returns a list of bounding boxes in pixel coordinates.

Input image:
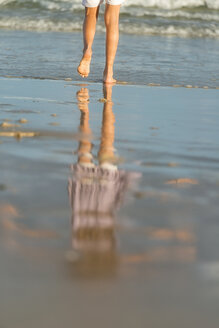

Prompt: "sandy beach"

[1,1,219,326]
[1,77,219,327]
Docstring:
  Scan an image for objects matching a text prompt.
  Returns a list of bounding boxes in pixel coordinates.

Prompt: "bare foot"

[103,68,116,84]
[76,88,89,104]
[76,88,90,113]
[77,54,92,78]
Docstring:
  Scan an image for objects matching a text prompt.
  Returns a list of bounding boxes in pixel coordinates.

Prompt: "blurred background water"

[1,0,219,37]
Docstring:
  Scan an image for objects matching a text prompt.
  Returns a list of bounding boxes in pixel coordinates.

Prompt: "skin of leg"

[76,88,93,165]
[103,4,121,83]
[98,85,116,164]
[77,6,100,78]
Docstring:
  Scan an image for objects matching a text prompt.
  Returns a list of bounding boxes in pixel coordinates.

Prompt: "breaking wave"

[0,0,219,37]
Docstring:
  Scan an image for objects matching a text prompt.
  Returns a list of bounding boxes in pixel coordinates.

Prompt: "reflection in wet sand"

[0,203,58,239]
[0,85,197,279]
[68,86,197,278]
[122,246,196,264]
[68,86,135,279]
[0,203,59,261]
[166,178,199,186]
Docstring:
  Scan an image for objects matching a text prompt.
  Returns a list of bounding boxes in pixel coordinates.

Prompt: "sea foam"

[0,0,219,37]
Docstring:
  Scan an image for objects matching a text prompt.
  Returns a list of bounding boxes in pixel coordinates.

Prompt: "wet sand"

[1,77,219,328]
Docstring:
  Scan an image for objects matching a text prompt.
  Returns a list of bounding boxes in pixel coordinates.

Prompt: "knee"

[104,12,119,28]
[85,7,98,18]
[104,5,120,27]
[104,13,111,27]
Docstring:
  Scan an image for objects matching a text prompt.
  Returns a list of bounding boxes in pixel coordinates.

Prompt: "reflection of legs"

[98,85,116,167]
[76,88,93,166]
[70,87,118,278]
[77,6,100,78]
[103,4,121,84]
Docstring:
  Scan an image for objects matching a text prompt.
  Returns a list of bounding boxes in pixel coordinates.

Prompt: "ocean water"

[0,0,219,37]
[0,1,219,86]
[1,30,219,87]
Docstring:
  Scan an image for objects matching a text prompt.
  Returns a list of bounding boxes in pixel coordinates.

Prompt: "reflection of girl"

[68,86,135,278]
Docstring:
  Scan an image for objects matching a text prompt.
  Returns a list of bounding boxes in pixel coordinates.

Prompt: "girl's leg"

[77,6,100,78]
[103,4,121,83]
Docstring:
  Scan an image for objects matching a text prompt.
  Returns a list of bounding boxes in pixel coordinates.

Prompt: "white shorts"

[82,0,124,7]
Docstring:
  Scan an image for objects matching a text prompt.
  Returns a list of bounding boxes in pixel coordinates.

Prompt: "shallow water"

[0,31,219,88]
[1,78,219,327]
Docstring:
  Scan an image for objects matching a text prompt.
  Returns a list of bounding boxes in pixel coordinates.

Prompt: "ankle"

[83,48,92,58]
[104,66,113,74]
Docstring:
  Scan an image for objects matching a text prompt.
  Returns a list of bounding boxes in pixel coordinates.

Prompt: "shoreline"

[1,30,219,88]
[1,76,218,90]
